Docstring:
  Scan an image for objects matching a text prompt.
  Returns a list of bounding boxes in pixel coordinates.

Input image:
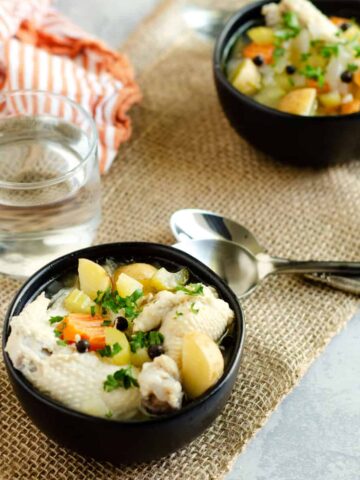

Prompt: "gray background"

[56,1,360,478]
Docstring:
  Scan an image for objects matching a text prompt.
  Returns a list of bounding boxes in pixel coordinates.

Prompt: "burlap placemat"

[1,1,360,478]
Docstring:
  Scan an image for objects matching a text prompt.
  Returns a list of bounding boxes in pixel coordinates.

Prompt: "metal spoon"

[174,238,360,298]
[171,209,360,295]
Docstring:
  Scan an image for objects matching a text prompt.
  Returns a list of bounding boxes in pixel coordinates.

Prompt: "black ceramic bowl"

[2,242,245,464]
[214,0,360,167]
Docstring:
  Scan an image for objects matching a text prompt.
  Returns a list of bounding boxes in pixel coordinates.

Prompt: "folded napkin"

[0,0,141,173]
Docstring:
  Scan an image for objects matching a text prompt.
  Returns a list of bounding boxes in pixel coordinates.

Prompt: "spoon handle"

[270,257,360,275]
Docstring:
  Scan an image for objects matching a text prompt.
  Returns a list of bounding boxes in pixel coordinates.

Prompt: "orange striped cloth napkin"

[0,0,141,173]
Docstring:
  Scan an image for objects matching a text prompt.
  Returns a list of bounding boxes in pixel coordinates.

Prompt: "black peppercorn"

[116,316,128,331]
[340,22,351,32]
[76,339,90,353]
[341,70,353,83]
[252,55,264,66]
[148,344,164,359]
[286,65,296,75]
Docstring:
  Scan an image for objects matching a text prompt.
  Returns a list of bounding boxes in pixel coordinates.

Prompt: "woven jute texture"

[1,1,360,479]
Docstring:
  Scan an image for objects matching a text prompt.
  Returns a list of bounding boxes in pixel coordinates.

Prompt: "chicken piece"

[262,3,282,27]
[159,286,234,367]
[133,290,189,332]
[138,354,182,413]
[6,294,140,419]
[280,0,339,42]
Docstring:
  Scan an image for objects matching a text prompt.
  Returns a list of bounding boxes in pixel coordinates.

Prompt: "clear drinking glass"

[0,90,101,278]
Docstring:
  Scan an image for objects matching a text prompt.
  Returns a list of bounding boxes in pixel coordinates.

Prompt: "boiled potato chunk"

[78,258,111,300]
[230,58,261,95]
[150,267,189,292]
[319,92,341,109]
[116,273,143,298]
[247,26,274,45]
[114,263,157,293]
[64,288,96,314]
[278,88,317,116]
[101,327,131,366]
[181,332,224,399]
[255,85,286,108]
[130,347,151,367]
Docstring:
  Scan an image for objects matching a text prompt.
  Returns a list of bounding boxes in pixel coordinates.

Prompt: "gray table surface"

[57,1,360,478]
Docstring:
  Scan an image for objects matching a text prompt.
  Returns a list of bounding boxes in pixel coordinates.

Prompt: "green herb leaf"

[105,410,113,418]
[301,65,325,87]
[56,339,68,347]
[320,44,339,58]
[90,305,96,317]
[175,283,204,296]
[347,63,359,72]
[101,320,112,326]
[103,367,139,392]
[354,46,360,57]
[175,311,183,317]
[98,342,122,358]
[283,11,300,33]
[190,302,199,314]
[49,315,64,325]
[273,47,285,59]
[129,331,164,353]
[95,288,143,320]
[301,52,311,62]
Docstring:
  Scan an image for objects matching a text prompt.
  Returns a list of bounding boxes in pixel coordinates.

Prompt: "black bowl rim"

[213,0,360,121]
[2,241,245,427]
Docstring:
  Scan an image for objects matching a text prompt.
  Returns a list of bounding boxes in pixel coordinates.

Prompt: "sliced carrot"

[58,314,106,351]
[353,71,360,88]
[330,16,350,26]
[306,79,331,93]
[341,100,360,115]
[243,43,274,65]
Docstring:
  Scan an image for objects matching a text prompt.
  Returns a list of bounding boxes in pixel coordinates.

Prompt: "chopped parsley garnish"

[175,283,204,296]
[94,288,143,320]
[101,320,112,327]
[105,411,113,418]
[301,52,311,62]
[129,331,164,353]
[175,311,183,317]
[98,342,122,358]
[103,367,139,392]
[273,47,286,59]
[90,305,96,317]
[56,339,68,347]
[320,44,339,58]
[283,11,300,33]
[301,65,325,87]
[354,46,360,58]
[347,63,358,72]
[49,315,64,325]
[190,302,199,314]
[54,330,61,338]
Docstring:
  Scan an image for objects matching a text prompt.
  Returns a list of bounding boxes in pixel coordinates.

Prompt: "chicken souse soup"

[226,0,360,116]
[6,259,234,420]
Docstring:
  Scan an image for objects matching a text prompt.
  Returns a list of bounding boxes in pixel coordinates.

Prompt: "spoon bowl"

[174,238,360,298]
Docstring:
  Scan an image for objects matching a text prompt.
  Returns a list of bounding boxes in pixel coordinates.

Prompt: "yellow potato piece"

[149,267,189,292]
[247,26,274,45]
[114,263,157,293]
[231,58,261,96]
[130,347,151,367]
[116,273,143,298]
[278,88,317,116]
[101,327,131,366]
[64,288,96,314]
[78,258,111,300]
[318,92,341,109]
[181,332,224,399]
